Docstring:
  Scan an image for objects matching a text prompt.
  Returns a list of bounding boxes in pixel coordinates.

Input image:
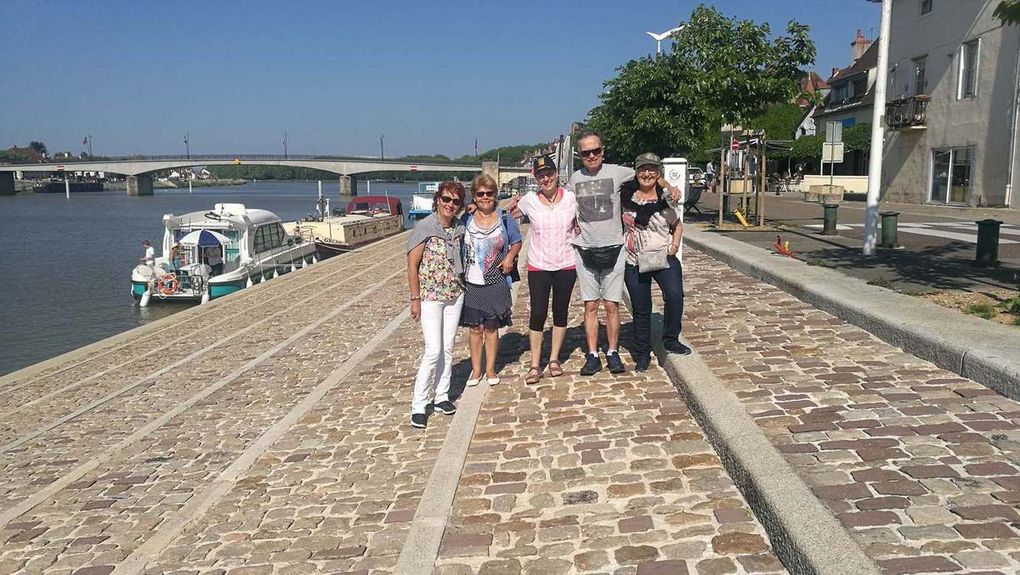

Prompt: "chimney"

[851,29,872,62]
[831,67,840,79]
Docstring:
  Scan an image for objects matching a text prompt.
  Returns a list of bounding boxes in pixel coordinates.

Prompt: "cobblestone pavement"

[0,244,410,513]
[0,234,791,575]
[436,274,786,575]
[682,248,1020,575]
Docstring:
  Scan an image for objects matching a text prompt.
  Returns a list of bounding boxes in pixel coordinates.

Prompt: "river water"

[0,180,424,375]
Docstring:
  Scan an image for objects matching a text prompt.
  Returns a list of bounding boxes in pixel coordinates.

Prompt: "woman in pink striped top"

[515,154,578,384]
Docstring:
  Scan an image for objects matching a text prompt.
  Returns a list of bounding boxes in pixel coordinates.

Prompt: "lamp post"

[184,132,190,160]
[380,134,385,160]
[646,25,685,55]
[863,0,891,255]
[283,133,288,159]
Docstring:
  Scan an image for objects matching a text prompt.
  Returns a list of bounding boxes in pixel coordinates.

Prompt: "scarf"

[620,180,669,227]
[407,212,465,275]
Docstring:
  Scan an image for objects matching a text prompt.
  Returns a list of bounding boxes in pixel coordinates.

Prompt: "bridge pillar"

[482,161,500,185]
[0,172,14,196]
[126,175,154,196]
[339,175,358,196]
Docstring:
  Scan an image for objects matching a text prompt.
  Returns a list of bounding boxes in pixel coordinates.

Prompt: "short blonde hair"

[471,174,498,195]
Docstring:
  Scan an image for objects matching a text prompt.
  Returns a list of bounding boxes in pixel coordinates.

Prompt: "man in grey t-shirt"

[568,131,634,376]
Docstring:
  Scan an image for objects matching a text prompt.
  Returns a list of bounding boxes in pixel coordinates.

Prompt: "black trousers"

[624,256,684,358]
[527,269,577,331]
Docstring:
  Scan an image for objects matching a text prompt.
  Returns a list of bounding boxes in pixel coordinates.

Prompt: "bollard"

[822,204,839,235]
[974,219,1003,267]
[880,211,900,248]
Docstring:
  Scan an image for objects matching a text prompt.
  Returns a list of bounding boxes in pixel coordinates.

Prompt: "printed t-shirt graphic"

[567,163,634,248]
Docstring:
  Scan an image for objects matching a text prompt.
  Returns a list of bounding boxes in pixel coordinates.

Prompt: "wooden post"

[740,135,749,216]
[718,137,726,227]
[758,133,767,227]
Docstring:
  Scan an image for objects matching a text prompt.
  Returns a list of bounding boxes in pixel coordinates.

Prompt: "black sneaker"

[634,355,652,372]
[579,353,602,376]
[606,351,626,373]
[434,401,457,415]
[410,413,427,428]
[665,340,693,355]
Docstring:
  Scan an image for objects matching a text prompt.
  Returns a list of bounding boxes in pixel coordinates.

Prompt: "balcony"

[886,95,930,130]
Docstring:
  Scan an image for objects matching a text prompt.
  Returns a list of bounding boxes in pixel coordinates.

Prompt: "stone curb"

[685,227,1020,399]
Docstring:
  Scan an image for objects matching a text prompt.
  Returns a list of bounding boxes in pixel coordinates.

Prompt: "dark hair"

[433,181,466,213]
[576,130,602,146]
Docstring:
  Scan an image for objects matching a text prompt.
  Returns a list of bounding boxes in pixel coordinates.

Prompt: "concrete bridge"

[0,155,532,196]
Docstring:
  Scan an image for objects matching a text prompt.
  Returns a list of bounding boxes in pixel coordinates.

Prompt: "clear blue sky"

[0,1,878,159]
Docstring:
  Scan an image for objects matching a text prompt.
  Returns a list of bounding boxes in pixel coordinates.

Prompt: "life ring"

[155,273,179,296]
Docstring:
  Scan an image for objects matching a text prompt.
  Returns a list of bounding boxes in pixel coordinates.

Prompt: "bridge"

[0,155,533,196]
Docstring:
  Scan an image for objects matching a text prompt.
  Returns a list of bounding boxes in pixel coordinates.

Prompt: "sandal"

[546,360,564,377]
[525,367,542,385]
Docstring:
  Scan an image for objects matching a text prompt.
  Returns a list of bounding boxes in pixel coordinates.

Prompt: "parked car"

[687,168,706,188]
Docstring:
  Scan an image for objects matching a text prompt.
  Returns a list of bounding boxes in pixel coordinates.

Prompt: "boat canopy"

[347,196,402,216]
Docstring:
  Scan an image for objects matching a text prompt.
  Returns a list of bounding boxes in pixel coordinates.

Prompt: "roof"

[828,39,878,83]
[347,195,401,214]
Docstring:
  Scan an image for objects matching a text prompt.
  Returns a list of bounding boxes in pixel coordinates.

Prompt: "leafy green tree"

[995,0,1020,24]
[28,141,48,156]
[586,4,815,163]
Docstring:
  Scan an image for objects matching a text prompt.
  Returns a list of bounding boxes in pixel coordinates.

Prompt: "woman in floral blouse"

[406,182,467,429]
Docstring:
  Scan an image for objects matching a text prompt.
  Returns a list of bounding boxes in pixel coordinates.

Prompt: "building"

[794,72,831,139]
[881,0,1020,207]
[812,30,878,178]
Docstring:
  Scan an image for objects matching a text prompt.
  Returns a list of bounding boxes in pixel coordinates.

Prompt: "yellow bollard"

[734,209,751,228]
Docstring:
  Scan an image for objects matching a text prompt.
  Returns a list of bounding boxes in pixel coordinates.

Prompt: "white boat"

[131,203,317,304]
[284,195,404,256]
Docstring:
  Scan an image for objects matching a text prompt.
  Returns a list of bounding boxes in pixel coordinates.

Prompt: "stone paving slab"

[681,247,1020,574]
[436,273,786,575]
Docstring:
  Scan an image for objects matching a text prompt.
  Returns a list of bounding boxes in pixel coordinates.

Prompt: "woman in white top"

[514,155,578,384]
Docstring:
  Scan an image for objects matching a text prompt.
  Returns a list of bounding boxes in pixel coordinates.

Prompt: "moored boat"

[131,203,317,305]
[287,195,404,256]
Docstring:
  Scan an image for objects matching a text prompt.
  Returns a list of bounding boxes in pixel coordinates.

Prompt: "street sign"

[730,138,739,151]
[822,142,845,163]
[825,122,843,143]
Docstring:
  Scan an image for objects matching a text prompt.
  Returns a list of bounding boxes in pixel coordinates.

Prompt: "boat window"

[270,223,284,248]
[223,230,241,263]
[253,226,270,253]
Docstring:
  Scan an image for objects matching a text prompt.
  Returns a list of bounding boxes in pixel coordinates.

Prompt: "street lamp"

[283,133,288,159]
[646,25,685,55]
[380,134,385,160]
[184,132,190,160]
[863,0,891,256]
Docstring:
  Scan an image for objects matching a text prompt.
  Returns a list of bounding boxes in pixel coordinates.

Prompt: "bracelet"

[410,296,421,301]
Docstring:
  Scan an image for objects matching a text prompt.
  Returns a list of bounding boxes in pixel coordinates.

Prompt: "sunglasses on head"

[439,195,462,206]
[579,147,603,158]
[474,190,495,198]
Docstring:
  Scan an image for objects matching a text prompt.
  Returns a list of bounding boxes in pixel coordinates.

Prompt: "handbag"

[637,247,669,273]
[577,244,623,271]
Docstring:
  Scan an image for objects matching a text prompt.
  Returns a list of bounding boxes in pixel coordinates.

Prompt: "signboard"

[825,122,843,143]
[56,165,65,171]
[730,138,740,151]
[662,157,687,264]
[409,165,418,172]
[822,142,845,163]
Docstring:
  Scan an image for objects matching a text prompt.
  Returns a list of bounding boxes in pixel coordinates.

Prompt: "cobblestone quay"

[2,226,1018,575]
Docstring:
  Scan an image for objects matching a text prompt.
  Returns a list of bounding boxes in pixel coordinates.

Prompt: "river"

[0,180,426,375]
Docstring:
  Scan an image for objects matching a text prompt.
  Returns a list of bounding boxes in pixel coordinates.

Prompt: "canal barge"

[286,195,404,256]
[131,202,316,305]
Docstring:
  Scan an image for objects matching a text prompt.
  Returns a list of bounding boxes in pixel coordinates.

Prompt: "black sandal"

[525,367,542,385]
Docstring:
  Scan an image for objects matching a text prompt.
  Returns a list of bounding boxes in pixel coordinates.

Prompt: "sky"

[0,1,879,159]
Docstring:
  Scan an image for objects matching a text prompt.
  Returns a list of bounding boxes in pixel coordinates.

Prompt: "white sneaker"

[466,375,483,387]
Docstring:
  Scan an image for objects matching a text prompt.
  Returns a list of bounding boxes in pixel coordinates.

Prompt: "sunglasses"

[579,147,603,158]
[474,190,496,198]
[438,195,462,206]
[535,170,557,180]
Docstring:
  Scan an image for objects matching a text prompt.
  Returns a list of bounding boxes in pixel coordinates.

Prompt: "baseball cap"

[634,153,662,170]
[532,154,556,173]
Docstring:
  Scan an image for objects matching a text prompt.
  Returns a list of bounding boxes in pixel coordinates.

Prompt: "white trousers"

[412,295,464,414]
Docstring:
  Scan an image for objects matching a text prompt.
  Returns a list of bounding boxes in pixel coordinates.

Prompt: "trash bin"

[822,204,839,236]
[974,219,1003,267]
[880,211,899,248]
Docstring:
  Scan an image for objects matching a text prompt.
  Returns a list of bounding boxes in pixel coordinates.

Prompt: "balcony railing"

[886,95,930,130]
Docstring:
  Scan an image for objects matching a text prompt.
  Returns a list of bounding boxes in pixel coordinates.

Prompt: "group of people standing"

[405,131,690,429]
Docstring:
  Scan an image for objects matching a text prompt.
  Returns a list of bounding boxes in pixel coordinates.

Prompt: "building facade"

[881,0,1020,207]
[813,31,878,177]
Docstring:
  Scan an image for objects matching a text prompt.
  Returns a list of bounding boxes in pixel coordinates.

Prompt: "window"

[930,147,973,204]
[851,77,867,98]
[833,82,849,102]
[253,226,270,253]
[958,39,979,98]
[912,56,928,96]
[841,118,856,129]
[920,0,933,15]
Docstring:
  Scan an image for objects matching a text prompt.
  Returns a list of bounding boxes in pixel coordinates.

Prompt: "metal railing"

[886,95,930,129]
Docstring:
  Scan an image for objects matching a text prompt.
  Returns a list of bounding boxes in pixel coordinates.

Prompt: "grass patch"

[867,277,893,289]
[965,302,997,319]
[1000,295,1020,315]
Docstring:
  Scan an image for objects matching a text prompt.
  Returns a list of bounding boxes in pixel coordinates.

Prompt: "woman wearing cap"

[406,181,467,429]
[621,153,691,372]
[515,155,578,384]
[459,174,523,388]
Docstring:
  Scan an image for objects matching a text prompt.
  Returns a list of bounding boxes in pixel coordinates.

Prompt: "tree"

[586,4,815,163]
[28,141,48,157]
[995,0,1020,24]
